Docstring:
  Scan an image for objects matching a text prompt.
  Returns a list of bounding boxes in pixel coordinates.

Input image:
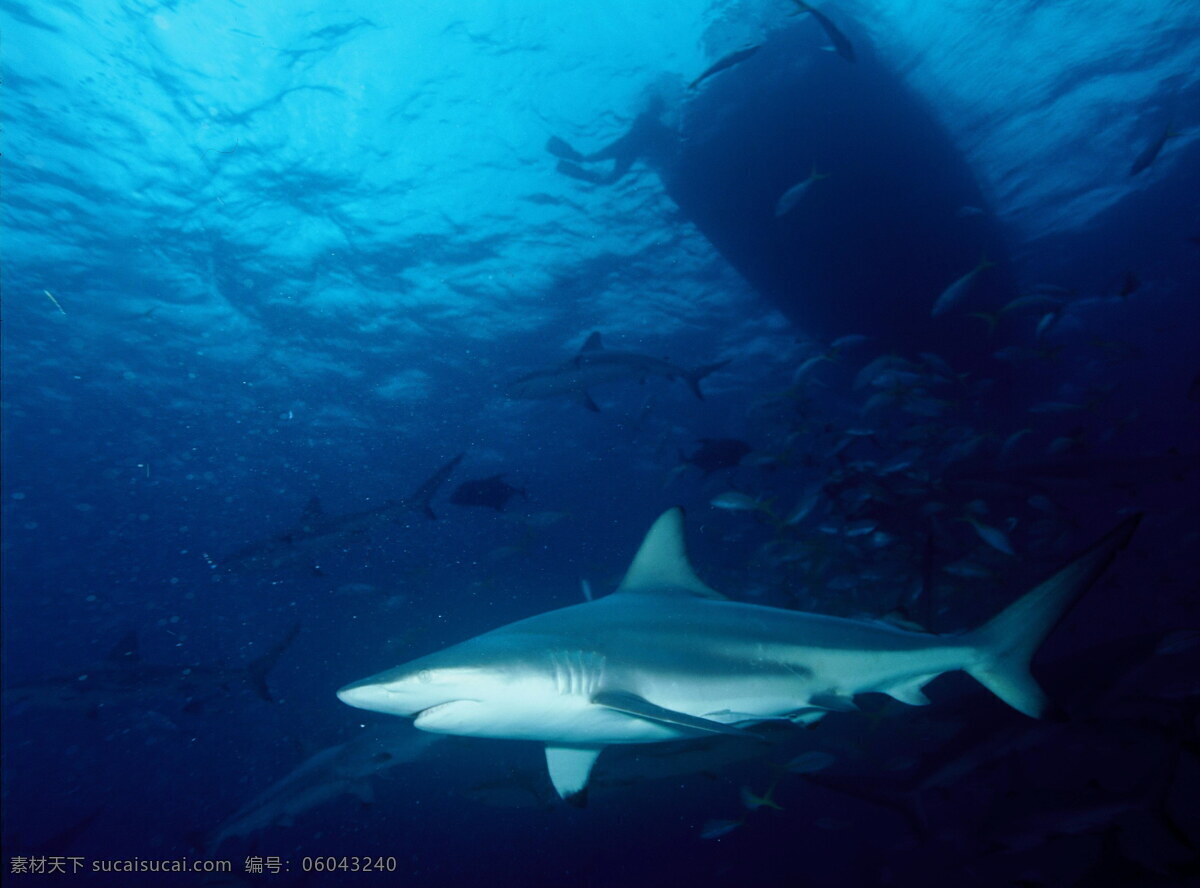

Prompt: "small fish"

[792,353,833,383]
[1027,495,1056,513]
[700,818,743,839]
[956,205,985,218]
[966,311,999,335]
[1155,630,1200,656]
[943,560,994,580]
[785,490,821,525]
[854,354,910,390]
[775,166,829,217]
[844,519,877,537]
[784,751,836,774]
[711,491,768,513]
[580,579,593,602]
[965,516,1014,556]
[999,428,1033,462]
[1045,428,1088,456]
[932,257,994,318]
[43,290,67,315]
[680,438,752,476]
[1001,294,1063,314]
[740,783,783,811]
[689,45,762,90]
[861,392,894,413]
[919,352,956,379]
[829,334,870,350]
[1129,123,1176,176]
[1034,311,1059,340]
[1030,283,1075,297]
[791,1,855,62]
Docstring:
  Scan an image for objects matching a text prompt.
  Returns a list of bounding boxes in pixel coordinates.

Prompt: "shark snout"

[336,677,409,714]
[336,680,378,710]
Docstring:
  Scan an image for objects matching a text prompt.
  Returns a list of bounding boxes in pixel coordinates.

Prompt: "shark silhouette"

[7,624,299,717]
[339,508,1139,805]
[220,453,464,572]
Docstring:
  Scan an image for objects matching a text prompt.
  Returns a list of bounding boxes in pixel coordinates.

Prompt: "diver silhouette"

[546,95,678,185]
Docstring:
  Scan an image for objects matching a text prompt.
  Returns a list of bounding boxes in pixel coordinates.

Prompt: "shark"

[207,724,441,851]
[5,624,299,718]
[506,332,729,412]
[219,453,464,571]
[337,508,1140,805]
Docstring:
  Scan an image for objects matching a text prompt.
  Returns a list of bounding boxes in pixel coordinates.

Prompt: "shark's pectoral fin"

[350,779,375,806]
[592,690,753,739]
[545,744,604,806]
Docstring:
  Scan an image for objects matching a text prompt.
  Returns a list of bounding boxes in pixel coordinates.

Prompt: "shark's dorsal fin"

[615,508,724,599]
[107,631,140,664]
[301,496,324,522]
[579,332,604,352]
[545,744,604,806]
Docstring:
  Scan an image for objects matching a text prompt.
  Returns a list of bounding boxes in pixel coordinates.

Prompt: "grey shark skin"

[207,725,441,851]
[506,332,729,411]
[338,509,1139,805]
[220,453,464,571]
[5,624,299,717]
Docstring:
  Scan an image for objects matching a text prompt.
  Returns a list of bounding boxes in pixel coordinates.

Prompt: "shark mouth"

[412,700,475,723]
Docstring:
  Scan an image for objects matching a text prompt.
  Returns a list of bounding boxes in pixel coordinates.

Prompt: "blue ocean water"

[2,1,1199,885]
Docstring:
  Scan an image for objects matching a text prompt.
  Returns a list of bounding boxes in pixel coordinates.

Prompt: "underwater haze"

[2,1,1199,886]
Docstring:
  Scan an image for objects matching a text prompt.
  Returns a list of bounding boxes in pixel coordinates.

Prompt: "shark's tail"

[685,360,731,400]
[408,452,465,521]
[960,514,1141,717]
[245,623,300,702]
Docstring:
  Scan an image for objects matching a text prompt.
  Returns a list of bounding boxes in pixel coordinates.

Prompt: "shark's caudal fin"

[962,514,1141,717]
[407,453,465,520]
[685,360,730,400]
[245,623,300,702]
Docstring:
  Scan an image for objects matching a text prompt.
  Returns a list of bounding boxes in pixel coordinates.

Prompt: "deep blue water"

[3,2,1200,886]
